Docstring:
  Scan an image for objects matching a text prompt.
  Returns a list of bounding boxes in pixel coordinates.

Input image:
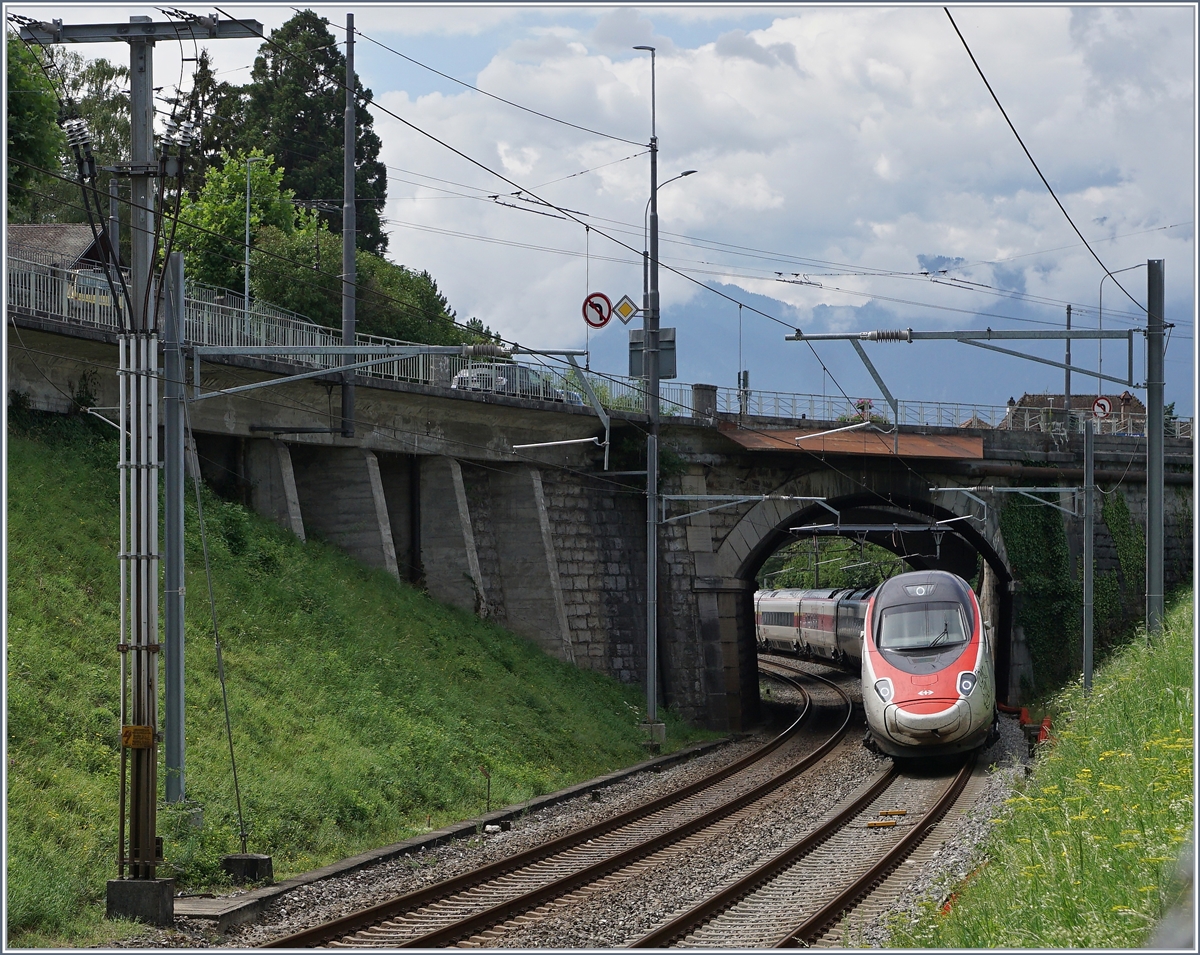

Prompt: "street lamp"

[633,43,671,740]
[244,155,266,325]
[643,170,696,331]
[643,170,695,300]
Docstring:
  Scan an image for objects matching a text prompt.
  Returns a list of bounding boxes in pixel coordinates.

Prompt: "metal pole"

[646,432,659,728]
[1146,260,1165,637]
[243,156,265,332]
[341,13,357,438]
[647,54,660,729]
[108,177,120,265]
[1083,419,1093,692]
[163,253,185,801]
[635,45,661,733]
[21,12,265,918]
[130,29,153,333]
[1064,303,1071,428]
[128,23,159,881]
[244,158,251,325]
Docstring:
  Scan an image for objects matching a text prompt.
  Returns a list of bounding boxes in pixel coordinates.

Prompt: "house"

[7,223,109,271]
[1000,392,1146,432]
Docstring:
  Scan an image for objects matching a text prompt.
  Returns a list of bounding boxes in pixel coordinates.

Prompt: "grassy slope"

[888,590,1193,948]
[6,413,710,946]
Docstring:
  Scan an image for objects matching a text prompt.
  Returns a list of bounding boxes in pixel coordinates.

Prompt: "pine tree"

[239,10,388,254]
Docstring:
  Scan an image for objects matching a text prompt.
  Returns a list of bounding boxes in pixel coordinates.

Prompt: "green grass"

[887,590,1193,948]
[6,411,713,946]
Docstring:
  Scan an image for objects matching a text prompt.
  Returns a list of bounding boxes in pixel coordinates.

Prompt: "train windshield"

[877,602,968,650]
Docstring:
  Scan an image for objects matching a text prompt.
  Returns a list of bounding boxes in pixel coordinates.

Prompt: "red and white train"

[756,570,997,757]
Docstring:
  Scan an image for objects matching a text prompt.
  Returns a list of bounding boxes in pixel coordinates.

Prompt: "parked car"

[451,363,584,405]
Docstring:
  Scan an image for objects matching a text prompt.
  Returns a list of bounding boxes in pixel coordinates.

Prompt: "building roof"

[1009,391,1146,414]
[7,223,104,269]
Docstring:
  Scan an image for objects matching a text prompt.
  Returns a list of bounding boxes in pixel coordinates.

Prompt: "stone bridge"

[9,305,1193,730]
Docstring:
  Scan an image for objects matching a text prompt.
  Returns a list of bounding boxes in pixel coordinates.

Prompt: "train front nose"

[883,699,971,743]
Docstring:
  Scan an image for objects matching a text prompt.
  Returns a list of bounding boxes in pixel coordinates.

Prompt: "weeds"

[6,412,715,946]
[888,592,1193,948]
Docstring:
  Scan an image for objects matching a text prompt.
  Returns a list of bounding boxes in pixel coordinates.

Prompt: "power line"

[154,61,1181,328]
[207,7,863,410]
[14,168,481,336]
[944,7,1145,317]
[325,15,645,147]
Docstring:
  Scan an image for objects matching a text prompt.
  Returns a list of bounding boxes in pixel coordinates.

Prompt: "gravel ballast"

[115,669,1032,949]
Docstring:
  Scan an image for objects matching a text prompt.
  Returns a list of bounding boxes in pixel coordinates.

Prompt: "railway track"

[629,754,975,948]
[262,663,851,948]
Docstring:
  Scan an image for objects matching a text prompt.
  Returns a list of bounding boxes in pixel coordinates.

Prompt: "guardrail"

[707,387,1190,437]
[7,253,1192,438]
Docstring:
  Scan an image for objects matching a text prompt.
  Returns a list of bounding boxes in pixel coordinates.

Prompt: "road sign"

[613,294,639,324]
[1092,396,1112,419]
[583,292,612,328]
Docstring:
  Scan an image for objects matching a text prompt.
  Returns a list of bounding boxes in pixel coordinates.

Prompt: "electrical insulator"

[63,118,91,149]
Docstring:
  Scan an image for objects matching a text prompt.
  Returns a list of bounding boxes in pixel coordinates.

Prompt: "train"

[755,570,997,757]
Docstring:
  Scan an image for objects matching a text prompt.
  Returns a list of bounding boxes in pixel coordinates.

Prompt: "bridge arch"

[688,470,1015,729]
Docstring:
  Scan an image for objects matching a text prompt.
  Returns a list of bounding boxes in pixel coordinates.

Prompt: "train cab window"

[877,602,968,651]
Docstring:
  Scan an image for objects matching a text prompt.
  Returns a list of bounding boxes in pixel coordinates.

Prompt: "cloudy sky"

[12,4,1196,416]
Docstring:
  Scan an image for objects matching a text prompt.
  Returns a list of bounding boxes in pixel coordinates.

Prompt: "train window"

[877,602,967,650]
[761,611,795,627]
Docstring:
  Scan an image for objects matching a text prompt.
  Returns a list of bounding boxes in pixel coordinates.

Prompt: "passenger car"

[451,363,584,405]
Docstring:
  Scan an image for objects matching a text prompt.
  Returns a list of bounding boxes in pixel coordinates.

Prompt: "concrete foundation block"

[106,878,175,926]
[221,853,273,885]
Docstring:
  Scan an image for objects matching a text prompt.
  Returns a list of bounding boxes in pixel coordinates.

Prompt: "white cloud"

[12,3,1189,410]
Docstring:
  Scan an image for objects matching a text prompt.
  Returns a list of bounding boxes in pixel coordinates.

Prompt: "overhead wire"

[14,21,1183,570]
[24,15,1186,448]
[15,18,1189,337]
[943,7,1146,317]
[147,65,1174,332]
[14,168,485,335]
[324,14,644,147]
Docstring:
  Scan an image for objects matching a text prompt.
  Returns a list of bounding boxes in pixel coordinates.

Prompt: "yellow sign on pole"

[614,295,639,324]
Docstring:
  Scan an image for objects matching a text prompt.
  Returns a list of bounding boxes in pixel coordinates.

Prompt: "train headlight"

[874,678,894,703]
[957,671,978,697]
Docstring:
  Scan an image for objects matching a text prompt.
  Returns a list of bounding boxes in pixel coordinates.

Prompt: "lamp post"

[244,155,266,326]
[643,170,696,312]
[633,43,665,738]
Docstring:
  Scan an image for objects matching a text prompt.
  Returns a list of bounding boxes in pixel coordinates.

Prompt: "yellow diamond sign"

[613,294,639,324]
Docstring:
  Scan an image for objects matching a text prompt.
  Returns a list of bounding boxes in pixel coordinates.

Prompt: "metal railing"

[710,386,1191,438]
[7,253,1192,437]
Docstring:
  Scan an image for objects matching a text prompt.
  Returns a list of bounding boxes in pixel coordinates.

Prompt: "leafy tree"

[357,254,469,344]
[6,32,65,218]
[250,222,342,325]
[53,50,129,169]
[175,150,310,293]
[237,9,388,254]
[7,43,130,236]
[757,537,900,590]
[163,49,246,200]
[251,222,495,345]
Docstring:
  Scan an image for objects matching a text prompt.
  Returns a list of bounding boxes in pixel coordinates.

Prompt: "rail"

[264,664,850,948]
[7,253,1192,437]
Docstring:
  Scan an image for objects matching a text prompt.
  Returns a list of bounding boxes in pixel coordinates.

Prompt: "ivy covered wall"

[1000,494,1081,695]
[1000,483,1189,700]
